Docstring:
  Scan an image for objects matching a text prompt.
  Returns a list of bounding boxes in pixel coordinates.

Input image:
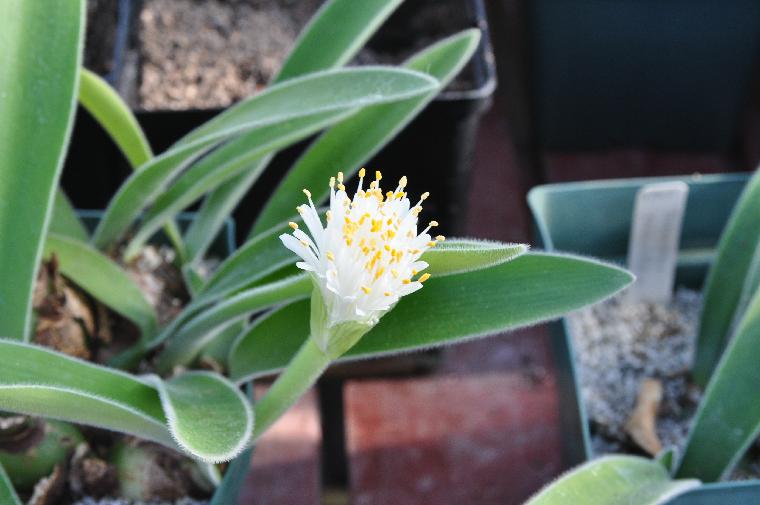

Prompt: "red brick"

[345,372,561,505]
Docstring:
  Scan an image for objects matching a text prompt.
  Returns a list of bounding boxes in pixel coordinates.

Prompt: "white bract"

[280,169,444,354]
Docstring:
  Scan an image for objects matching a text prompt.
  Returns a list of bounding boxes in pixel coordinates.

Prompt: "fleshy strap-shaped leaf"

[525,456,699,505]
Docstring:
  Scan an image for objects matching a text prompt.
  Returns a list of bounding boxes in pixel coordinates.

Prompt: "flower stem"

[252,336,330,441]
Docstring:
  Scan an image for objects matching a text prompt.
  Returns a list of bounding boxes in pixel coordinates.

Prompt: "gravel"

[567,288,703,454]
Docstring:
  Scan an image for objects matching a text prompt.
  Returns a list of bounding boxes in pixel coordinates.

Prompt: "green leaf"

[0,339,172,447]
[50,190,89,241]
[144,372,253,464]
[125,109,355,259]
[0,462,21,505]
[43,234,158,337]
[525,456,699,505]
[78,68,153,168]
[678,283,760,481]
[0,0,84,339]
[156,275,312,373]
[184,0,405,263]
[0,340,251,463]
[229,252,633,383]
[694,168,760,385]
[424,240,527,276]
[276,0,403,81]
[250,30,481,236]
[92,68,437,251]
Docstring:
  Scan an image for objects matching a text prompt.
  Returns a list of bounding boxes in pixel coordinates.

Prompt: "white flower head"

[280,169,444,355]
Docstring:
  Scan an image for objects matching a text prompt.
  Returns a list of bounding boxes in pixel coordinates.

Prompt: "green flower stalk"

[254,169,443,438]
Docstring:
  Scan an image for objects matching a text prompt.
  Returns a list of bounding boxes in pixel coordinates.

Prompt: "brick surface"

[345,370,561,505]
[239,388,321,505]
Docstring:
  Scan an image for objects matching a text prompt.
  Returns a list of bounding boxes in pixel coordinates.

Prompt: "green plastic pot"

[528,173,760,503]
[77,211,250,504]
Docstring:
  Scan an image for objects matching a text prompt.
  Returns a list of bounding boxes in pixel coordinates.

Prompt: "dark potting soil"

[568,289,760,479]
[85,0,119,77]
[137,0,479,110]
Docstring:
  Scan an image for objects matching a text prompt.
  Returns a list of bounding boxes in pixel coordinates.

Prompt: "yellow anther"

[395,192,405,199]
[384,244,391,251]
[384,291,392,297]
[399,176,408,188]
[412,207,422,216]
[297,206,305,215]
[337,183,346,192]
[374,267,384,280]
[288,222,299,230]
[361,286,371,294]
[326,251,335,261]
[436,235,446,241]
[303,188,312,198]
[376,170,382,181]
[429,221,439,227]
[421,192,430,200]
[300,240,309,247]
[419,273,431,283]
[359,168,366,178]
[386,191,394,200]
[326,210,332,221]
[427,241,437,247]
[412,269,418,276]
[402,278,411,285]
[391,269,399,278]
[337,171,344,183]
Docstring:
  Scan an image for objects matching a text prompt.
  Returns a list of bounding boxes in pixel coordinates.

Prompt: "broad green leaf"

[694,168,760,385]
[144,372,253,464]
[678,284,760,481]
[78,68,152,168]
[125,109,355,258]
[726,242,760,341]
[0,339,172,447]
[0,0,84,339]
[184,0,405,263]
[229,253,633,382]
[92,68,437,251]
[525,456,699,505]
[50,190,89,241]
[156,275,312,372]
[0,340,251,463]
[43,234,158,337]
[0,462,21,505]
[424,240,527,276]
[250,30,480,236]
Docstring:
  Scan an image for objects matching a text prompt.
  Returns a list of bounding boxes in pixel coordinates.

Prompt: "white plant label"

[627,181,689,303]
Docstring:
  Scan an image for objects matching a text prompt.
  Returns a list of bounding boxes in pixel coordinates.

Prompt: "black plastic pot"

[65,0,495,238]
[528,173,760,503]
[74,210,248,504]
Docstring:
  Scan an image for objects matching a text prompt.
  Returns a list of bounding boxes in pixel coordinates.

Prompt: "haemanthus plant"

[525,167,760,504]
[0,0,632,502]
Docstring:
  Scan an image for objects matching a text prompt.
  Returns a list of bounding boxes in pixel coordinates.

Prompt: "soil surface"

[568,289,760,479]
[137,0,479,110]
[85,0,119,77]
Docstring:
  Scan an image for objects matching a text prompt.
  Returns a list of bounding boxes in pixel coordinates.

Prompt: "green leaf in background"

[276,0,404,82]
[79,68,153,168]
[184,0,405,262]
[156,275,312,373]
[229,253,633,383]
[678,283,760,481]
[92,68,436,252]
[144,372,253,464]
[694,168,760,386]
[43,234,158,337]
[124,109,355,259]
[0,0,84,340]
[250,29,481,236]
[0,462,21,505]
[0,340,251,463]
[50,190,89,241]
[525,456,699,505]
